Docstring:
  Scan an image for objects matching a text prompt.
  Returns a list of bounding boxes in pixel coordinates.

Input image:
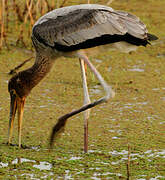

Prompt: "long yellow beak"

[8,90,25,148]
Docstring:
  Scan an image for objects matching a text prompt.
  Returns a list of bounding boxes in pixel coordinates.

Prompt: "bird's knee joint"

[111,89,115,98]
[106,86,115,99]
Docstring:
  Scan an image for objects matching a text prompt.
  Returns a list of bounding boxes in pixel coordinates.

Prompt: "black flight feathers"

[33,28,157,52]
[32,7,158,52]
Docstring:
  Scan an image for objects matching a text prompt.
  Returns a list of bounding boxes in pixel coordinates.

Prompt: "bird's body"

[8,4,158,150]
[32,4,155,54]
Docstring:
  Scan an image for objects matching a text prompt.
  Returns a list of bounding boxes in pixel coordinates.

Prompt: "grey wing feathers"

[59,10,127,46]
[114,10,148,39]
[33,7,148,48]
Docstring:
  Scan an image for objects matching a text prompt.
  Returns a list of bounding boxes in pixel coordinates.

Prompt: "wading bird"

[8,4,157,151]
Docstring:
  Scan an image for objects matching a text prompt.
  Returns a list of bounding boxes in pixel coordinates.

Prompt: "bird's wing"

[32,7,148,50]
[114,10,148,39]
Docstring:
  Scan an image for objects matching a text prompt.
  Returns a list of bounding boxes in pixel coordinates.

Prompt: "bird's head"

[8,73,29,99]
[8,74,29,134]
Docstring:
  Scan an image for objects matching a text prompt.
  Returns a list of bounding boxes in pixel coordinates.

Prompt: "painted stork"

[8,4,158,151]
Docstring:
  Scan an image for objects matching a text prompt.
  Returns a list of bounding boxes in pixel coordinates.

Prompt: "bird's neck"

[20,54,54,94]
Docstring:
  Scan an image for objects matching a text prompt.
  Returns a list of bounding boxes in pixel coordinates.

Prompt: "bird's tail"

[147,33,158,41]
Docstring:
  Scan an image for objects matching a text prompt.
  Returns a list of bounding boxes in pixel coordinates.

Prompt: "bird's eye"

[16,78,21,83]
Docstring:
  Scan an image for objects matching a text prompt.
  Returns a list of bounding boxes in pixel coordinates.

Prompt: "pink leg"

[50,52,115,148]
[79,59,91,153]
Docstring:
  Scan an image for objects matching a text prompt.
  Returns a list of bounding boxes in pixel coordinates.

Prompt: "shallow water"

[0,158,52,171]
[0,147,165,179]
[128,68,145,72]
[33,161,52,170]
